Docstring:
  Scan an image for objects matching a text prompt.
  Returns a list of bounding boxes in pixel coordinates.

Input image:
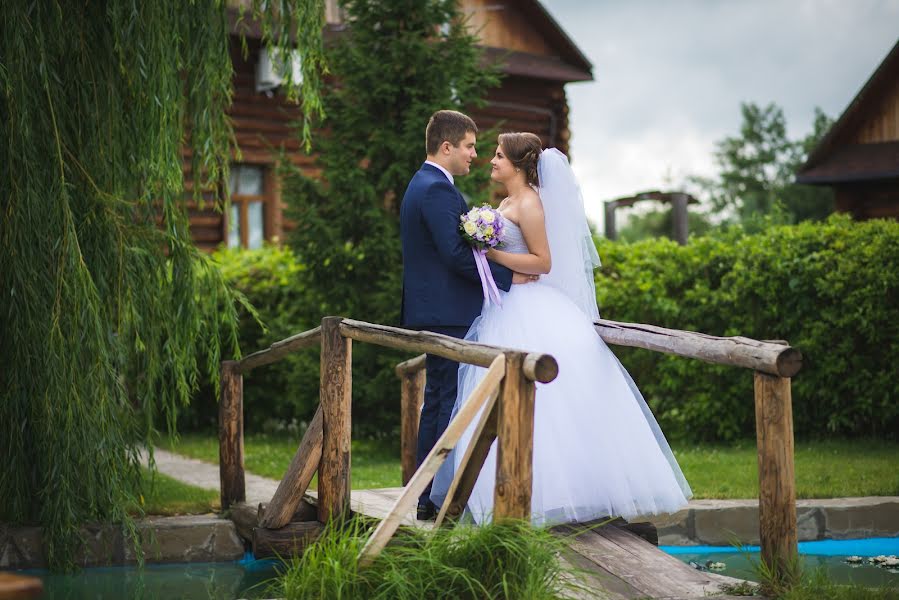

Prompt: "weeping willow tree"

[0,0,324,570]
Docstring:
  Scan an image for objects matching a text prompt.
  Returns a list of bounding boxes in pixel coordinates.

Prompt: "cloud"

[539,0,899,229]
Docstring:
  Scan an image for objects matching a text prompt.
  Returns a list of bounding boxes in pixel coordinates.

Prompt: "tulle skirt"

[430,281,692,525]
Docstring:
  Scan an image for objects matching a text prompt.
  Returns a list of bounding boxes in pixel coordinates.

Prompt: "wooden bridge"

[218,316,802,598]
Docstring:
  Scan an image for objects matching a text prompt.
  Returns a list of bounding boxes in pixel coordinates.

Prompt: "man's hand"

[512,272,539,284]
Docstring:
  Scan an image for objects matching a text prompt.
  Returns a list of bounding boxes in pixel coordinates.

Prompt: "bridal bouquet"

[460,205,505,250]
[459,204,504,306]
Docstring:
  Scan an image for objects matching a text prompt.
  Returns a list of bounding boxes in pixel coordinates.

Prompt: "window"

[228,164,267,249]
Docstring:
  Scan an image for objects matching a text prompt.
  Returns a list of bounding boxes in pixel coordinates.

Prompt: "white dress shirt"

[424,160,454,185]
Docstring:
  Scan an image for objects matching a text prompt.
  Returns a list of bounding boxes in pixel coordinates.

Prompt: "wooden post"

[671,192,689,245]
[754,371,798,578]
[604,200,618,240]
[219,360,245,509]
[493,352,536,521]
[318,317,352,523]
[259,406,324,529]
[400,367,426,485]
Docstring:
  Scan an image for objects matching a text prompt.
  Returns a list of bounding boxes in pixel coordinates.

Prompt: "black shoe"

[417,502,436,521]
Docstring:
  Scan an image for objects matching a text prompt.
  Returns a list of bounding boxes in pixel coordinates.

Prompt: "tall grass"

[271,517,580,600]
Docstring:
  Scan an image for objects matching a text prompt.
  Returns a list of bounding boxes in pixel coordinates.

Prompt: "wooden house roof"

[227,1,593,84]
[797,39,899,184]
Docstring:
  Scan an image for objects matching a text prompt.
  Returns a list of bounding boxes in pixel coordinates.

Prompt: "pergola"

[604,190,699,245]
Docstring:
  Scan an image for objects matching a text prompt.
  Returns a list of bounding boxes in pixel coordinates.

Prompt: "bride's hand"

[512,271,539,284]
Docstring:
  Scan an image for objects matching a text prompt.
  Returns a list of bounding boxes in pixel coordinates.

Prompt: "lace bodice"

[500,215,529,254]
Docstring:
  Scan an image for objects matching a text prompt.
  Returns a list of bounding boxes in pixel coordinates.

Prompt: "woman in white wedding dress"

[430,132,692,526]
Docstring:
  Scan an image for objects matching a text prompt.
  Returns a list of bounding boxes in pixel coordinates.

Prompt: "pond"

[19,553,282,600]
[662,537,899,588]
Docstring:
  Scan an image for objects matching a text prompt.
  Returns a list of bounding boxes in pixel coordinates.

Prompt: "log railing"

[220,315,801,575]
[395,318,802,574]
[219,316,558,560]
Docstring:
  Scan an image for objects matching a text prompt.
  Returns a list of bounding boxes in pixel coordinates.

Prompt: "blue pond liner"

[661,537,899,557]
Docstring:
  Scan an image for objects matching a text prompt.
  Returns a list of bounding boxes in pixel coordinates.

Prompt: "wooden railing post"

[754,371,798,578]
[318,317,352,523]
[219,360,245,509]
[493,352,536,521]
[398,361,426,486]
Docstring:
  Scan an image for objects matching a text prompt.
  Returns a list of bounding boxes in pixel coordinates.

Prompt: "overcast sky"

[537,0,899,229]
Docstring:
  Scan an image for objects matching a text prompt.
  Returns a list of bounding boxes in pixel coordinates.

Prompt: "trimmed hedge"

[595,215,899,441]
[187,215,898,442]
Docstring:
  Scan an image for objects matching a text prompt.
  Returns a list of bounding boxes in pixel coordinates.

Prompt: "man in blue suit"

[400,110,530,520]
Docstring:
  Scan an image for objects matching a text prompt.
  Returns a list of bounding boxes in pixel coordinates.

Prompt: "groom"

[400,110,529,521]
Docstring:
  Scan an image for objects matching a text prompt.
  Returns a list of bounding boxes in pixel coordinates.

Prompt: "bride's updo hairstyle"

[498,132,543,186]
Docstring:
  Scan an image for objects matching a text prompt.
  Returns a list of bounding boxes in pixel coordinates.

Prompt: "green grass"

[171,433,402,490]
[136,468,219,516]
[169,434,899,499]
[672,439,899,499]
[270,517,577,600]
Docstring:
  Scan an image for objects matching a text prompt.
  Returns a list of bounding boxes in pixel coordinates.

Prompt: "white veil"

[538,148,602,322]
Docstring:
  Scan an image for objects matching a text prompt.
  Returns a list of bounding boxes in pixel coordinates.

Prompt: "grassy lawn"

[169,434,899,499]
[674,439,899,499]
[170,433,402,490]
[137,468,219,516]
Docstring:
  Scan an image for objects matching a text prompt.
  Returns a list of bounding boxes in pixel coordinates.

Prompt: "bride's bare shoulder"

[520,188,544,213]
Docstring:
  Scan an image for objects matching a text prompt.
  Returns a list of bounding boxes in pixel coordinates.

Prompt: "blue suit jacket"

[400,163,513,328]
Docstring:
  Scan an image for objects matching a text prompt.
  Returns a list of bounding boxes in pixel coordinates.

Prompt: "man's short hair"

[425,110,478,155]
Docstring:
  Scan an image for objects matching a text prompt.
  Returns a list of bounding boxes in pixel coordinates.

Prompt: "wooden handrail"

[392,320,802,378]
[339,319,558,383]
[237,326,322,373]
[594,319,802,377]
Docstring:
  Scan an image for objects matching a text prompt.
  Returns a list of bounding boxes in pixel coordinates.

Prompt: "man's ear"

[441,141,452,155]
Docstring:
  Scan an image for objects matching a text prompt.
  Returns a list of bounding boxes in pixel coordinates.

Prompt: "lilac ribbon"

[472,248,503,306]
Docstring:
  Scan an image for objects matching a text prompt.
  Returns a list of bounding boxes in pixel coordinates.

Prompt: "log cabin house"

[796,39,899,220]
[189,0,593,251]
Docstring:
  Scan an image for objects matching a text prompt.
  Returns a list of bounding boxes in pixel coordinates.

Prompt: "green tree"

[618,206,713,243]
[0,1,324,570]
[283,0,501,434]
[692,102,834,227]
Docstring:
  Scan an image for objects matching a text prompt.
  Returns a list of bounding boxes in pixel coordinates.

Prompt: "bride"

[430,132,692,525]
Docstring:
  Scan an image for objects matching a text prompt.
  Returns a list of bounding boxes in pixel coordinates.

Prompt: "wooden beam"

[339,319,558,383]
[395,353,426,376]
[671,192,689,245]
[434,389,499,527]
[594,320,802,377]
[358,355,506,566]
[318,317,352,523]
[0,572,43,599]
[604,200,617,240]
[238,326,322,373]
[754,372,798,580]
[259,406,324,529]
[219,360,245,509]
[493,352,536,521]
[253,521,325,559]
[399,366,426,486]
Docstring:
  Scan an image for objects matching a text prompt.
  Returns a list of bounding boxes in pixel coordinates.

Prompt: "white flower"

[484,225,494,236]
[480,209,496,224]
[467,208,480,220]
[463,221,478,235]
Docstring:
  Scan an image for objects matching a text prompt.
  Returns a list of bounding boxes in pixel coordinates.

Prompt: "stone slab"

[640,497,899,546]
[0,515,245,570]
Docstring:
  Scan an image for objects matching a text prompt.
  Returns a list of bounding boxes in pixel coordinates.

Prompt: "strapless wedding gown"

[430,217,692,525]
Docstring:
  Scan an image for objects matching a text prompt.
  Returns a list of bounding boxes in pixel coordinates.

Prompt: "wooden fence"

[219,316,802,574]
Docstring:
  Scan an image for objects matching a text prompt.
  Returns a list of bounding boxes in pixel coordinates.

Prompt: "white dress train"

[430,217,692,526]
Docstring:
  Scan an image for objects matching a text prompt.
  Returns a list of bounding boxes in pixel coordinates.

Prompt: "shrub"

[596,215,899,441]
[182,245,321,431]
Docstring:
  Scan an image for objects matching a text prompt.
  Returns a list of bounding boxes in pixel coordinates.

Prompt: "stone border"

[643,497,899,546]
[0,515,245,570]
